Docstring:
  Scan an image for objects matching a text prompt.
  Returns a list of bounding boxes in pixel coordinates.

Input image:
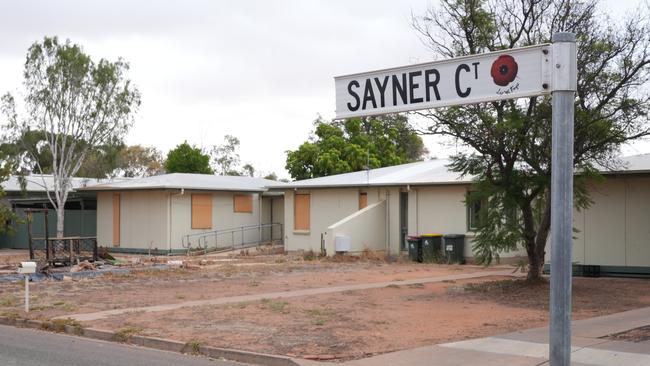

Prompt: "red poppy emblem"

[491,55,518,86]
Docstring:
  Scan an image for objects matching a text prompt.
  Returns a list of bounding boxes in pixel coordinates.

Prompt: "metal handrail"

[32,236,98,240]
[181,222,283,254]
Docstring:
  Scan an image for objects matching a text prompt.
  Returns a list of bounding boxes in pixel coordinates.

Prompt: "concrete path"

[61,269,515,322]
[0,324,247,366]
[307,306,650,366]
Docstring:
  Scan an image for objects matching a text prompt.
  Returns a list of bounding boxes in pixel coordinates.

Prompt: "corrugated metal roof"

[271,154,650,189]
[5,154,650,193]
[603,153,650,174]
[2,175,121,193]
[268,159,467,188]
[78,173,282,192]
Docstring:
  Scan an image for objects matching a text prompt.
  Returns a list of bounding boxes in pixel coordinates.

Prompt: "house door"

[399,192,408,251]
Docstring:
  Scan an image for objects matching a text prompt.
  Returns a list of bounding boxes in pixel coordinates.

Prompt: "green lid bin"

[443,234,466,264]
[406,236,422,262]
[420,234,443,263]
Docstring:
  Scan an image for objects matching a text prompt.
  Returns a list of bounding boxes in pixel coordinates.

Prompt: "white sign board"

[335,45,551,119]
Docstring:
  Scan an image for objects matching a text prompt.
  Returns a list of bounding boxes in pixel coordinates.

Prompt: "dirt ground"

[0,253,499,321]
[0,253,649,361]
[87,275,650,360]
[0,249,29,268]
[606,325,650,343]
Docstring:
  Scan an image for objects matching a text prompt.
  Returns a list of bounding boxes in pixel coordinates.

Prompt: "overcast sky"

[0,0,644,179]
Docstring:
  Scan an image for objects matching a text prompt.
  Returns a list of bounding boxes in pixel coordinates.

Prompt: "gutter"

[78,186,266,193]
[268,181,473,190]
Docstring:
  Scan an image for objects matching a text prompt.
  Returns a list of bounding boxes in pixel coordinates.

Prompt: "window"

[467,191,483,231]
[191,194,212,229]
[112,193,121,247]
[234,194,253,213]
[294,193,310,231]
[359,192,368,209]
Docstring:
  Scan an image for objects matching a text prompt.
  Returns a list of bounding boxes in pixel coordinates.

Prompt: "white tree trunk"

[56,206,65,238]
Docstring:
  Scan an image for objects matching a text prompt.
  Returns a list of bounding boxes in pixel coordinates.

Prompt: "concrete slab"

[587,339,650,355]
[343,345,545,366]
[571,346,650,366]
[495,331,610,348]
[441,337,555,359]
[571,307,650,338]
[535,362,600,366]
[440,336,650,366]
[495,307,650,343]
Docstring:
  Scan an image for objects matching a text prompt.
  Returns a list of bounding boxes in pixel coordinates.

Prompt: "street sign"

[335,45,551,119]
[334,34,576,366]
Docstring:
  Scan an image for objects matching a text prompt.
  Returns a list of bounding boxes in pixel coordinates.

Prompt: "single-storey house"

[80,174,284,254]
[270,155,650,274]
[0,175,107,249]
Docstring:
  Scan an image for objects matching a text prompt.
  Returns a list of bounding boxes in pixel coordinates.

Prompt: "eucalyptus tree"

[412,0,650,280]
[211,135,242,176]
[2,36,140,237]
[286,115,427,180]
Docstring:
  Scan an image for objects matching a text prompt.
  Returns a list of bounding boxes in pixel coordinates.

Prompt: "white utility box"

[334,235,351,252]
[18,262,37,274]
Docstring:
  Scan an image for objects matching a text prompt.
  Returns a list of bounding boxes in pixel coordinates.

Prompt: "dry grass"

[462,279,522,293]
[302,250,318,261]
[41,318,83,334]
[261,298,289,313]
[305,307,335,326]
[0,295,16,307]
[114,325,143,343]
[185,339,202,354]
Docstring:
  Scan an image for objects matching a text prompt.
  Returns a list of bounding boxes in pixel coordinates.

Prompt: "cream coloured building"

[81,174,284,254]
[271,155,650,274]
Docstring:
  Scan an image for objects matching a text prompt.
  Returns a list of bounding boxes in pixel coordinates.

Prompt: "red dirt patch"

[88,276,650,361]
[1,256,648,361]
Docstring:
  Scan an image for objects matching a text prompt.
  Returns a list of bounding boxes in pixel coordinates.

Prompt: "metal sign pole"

[549,32,577,366]
[24,274,30,313]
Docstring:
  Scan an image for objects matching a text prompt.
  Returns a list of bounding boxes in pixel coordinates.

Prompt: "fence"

[30,236,98,266]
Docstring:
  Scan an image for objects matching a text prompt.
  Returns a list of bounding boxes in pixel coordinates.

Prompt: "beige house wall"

[97,190,284,251]
[169,191,262,249]
[409,176,650,266]
[409,185,527,259]
[96,190,170,250]
[559,176,650,267]
[325,201,386,254]
[96,191,114,247]
[385,187,401,255]
[283,187,401,255]
[284,188,357,253]
[283,178,650,266]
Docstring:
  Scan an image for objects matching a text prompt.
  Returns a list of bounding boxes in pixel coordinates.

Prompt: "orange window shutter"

[359,192,368,209]
[112,193,121,247]
[234,194,253,213]
[191,194,213,229]
[294,194,310,231]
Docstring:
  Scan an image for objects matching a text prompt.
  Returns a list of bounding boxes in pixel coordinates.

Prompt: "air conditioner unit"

[335,235,351,252]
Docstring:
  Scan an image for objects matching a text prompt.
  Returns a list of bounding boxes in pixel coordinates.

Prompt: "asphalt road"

[0,324,248,366]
